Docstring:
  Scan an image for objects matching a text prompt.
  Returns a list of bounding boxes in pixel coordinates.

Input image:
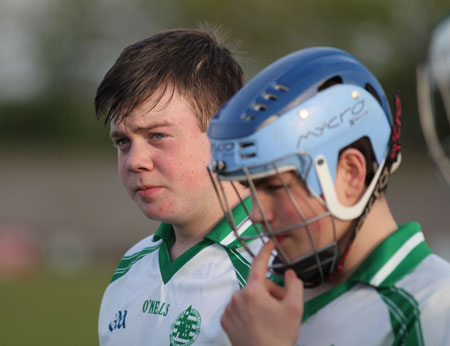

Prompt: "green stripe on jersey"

[351,223,430,286]
[111,243,162,283]
[225,248,251,288]
[378,286,424,346]
[205,197,258,247]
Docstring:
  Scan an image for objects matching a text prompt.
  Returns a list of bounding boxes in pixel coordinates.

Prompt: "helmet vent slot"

[239,141,256,160]
[240,142,255,148]
[253,103,268,111]
[273,83,289,92]
[240,153,256,159]
[318,76,342,91]
[365,83,382,106]
[241,114,256,121]
[263,92,278,100]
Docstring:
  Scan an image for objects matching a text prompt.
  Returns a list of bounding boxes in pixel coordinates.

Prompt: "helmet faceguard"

[417,16,450,186]
[208,47,401,286]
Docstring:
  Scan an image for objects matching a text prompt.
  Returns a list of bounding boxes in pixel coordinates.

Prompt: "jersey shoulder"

[402,254,450,344]
[122,233,162,257]
[413,253,450,285]
[399,253,450,295]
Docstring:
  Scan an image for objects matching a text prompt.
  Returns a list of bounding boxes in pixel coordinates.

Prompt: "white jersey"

[297,222,450,346]
[98,202,260,346]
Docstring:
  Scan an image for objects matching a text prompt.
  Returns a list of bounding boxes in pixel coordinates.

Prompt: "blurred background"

[1,0,450,345]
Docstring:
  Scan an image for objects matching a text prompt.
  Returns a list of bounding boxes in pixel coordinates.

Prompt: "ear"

[335,148,367,206]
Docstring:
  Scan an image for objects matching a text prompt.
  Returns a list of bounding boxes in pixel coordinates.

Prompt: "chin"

[138,204,177,223]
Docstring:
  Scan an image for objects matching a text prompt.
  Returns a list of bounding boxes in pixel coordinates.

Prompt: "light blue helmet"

[207,47,400,285]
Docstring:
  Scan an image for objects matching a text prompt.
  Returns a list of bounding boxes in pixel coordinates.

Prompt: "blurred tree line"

[0,0,448,152]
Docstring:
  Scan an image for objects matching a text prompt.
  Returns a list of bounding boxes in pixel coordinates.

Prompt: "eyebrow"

[109,121,173,138]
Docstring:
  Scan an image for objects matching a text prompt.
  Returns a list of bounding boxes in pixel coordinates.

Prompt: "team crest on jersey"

[169,305,201,346]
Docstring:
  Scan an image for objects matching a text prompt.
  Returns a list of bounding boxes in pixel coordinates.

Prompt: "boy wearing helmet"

[208,47,450,345]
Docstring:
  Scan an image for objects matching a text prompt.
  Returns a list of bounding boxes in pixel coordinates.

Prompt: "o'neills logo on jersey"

[169,305,201,346]
[142,299,170,316]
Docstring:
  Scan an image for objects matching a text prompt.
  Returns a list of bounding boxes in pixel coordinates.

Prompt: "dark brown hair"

[94,27,244,131]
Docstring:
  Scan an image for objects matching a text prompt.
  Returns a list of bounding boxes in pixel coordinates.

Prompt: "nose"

[248,192,274,224]
[125,142,154,172]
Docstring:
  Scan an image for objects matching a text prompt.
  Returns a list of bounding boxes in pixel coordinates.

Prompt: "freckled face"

[248,172,336,261]
[109,90,217,226]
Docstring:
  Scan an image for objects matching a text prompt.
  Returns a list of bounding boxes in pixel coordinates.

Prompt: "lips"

[274,234,288,244]
[136,185,163,199]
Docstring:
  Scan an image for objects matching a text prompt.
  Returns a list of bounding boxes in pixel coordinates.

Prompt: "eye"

[239,180,250,188]
[244,178,284,191]
[150,133,166,140]
[264,184,285,191]
[112,137,130,150]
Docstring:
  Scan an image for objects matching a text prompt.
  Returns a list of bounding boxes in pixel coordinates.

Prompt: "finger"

[221,294,239,332]
[220,306,231,332]
[283,269,304,312]
[248,240,275,284]
[265,278,285,300]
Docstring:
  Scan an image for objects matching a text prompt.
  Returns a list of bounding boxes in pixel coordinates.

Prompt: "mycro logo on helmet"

[297,98,368,148]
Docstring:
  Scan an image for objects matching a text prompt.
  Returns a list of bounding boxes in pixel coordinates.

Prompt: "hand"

[221,240,304,346]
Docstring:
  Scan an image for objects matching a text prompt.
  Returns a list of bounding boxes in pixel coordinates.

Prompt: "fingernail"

[286,269,295,278]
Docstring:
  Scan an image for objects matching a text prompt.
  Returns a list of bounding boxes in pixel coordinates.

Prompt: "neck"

[342,194,397,276]
[169,230,207,261]
[169,204,222,260]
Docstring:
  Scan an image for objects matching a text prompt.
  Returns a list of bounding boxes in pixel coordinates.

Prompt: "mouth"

[136,185,163,199]
[274,234,288,244]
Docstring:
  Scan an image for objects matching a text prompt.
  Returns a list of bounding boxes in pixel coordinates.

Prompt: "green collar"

[302,222,431,322]
[152,222,176,248]
[348,222,431,286]
[152,197,258,249]
[152,198,259,284]
[204,197,259,248]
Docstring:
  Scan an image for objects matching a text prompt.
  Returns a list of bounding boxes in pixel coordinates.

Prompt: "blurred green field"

[0,266,113,346]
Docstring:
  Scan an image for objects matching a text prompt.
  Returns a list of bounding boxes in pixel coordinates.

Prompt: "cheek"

[188,131,212,162]
[180,159,210,190]
[117,156,133,193]
[275,195,306,222]
[276,194,324,232]
[118,154,126,174]
[179,138,211,184]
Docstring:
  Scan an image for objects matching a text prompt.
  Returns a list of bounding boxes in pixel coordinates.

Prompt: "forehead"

[110,88,198,134]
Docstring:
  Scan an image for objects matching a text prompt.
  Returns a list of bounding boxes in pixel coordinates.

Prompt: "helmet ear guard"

[315,155,387,221]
